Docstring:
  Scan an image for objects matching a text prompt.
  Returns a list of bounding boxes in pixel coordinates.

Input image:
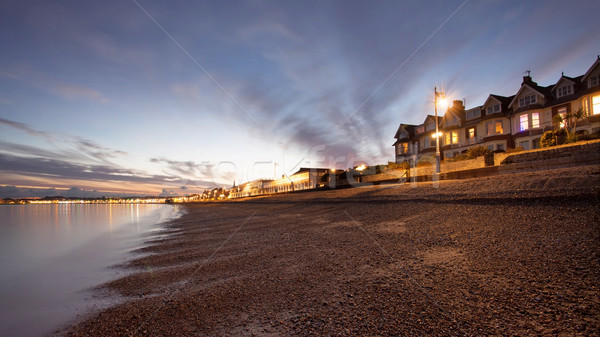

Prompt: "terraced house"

[393,56,600,164]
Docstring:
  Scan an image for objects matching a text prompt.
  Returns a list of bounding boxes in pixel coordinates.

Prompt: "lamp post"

[434,87,447,175]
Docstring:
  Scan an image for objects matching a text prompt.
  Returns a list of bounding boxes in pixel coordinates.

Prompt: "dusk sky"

[1,0,599,197]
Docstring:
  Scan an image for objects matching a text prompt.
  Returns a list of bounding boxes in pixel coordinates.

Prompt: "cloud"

[52,84,109,103]
[0,117,55,141]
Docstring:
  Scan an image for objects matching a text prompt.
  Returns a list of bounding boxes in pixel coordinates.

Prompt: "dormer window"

[557,85,573,98]
[466,108,481,120]
[591,75,599,87]
[486,104,500,115]
[519,94,537,107]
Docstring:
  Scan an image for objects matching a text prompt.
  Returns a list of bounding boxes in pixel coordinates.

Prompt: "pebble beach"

[64,165,600,336]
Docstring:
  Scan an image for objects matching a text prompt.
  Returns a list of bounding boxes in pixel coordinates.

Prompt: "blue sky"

[1,0,599,197]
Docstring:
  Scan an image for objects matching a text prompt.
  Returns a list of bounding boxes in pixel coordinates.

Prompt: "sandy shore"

[64,166,600,336]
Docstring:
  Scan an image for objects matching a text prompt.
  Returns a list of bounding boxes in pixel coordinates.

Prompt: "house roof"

[581,55,600,82]
[394,123,417,139]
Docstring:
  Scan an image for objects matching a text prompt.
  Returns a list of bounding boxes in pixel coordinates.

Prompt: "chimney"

[522,70,534,85]
[452,100,464,112]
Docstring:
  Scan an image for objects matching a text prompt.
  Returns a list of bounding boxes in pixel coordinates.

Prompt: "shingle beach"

[65,165,600,336]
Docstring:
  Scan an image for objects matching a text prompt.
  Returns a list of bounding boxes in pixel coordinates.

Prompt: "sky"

[0,0,599,197]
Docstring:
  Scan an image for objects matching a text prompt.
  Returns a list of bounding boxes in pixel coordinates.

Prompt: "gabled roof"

[394,123,417,139]
[581,55,600,82]
[551,75,577,92]
[508,81,552,109]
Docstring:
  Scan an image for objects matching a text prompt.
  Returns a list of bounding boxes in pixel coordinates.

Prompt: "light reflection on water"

[0,203,181,337]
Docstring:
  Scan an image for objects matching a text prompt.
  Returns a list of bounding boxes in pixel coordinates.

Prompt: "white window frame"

[451,132,458,144]
[486,121,493,136]
[557,85,573,98]
[519,114,529,131]
[519,94,537,107]
[531,112,540,128]
[593,95,600,115]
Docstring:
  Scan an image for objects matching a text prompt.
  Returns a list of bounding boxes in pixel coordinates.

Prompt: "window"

[519,140,530,150]
[593,95,600,115]
[468,127,475,139]
[445,133,451,145]
[557,85,573,97]
[486,104,500,115]
[402,143,408,154]
[532,113,540,128]
[466,108,481,120]
[532,139,540,149]
[486,121,493,136]
[496,144,505,151]
[591,75,599,87]
[557,107,567,128]
[519,114,529,131]
[495,120,504,134]
[519,94,537,107]
[424,137,429,148]
[451,132,458,144]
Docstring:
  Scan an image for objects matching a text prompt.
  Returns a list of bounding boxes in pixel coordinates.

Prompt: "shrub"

[506,147,524,154]
[466,145,493,159]
[540,129,567,148]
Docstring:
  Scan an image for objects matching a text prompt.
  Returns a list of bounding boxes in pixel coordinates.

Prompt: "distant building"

[393,56,600,162]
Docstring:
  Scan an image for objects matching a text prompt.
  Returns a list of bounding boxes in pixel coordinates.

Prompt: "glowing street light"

[434,87,447,175]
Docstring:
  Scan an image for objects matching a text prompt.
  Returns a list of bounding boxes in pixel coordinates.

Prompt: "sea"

[0,203,182,336]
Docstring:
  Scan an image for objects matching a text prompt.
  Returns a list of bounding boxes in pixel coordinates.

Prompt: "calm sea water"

[0,203,182,336]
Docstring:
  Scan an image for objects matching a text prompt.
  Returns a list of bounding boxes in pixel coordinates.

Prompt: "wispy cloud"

[52,84,109,103]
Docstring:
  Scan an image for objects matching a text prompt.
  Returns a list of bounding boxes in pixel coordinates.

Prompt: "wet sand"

[64,166,600,336]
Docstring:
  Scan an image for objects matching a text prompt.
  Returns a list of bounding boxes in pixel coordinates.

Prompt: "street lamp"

[434,87,447,175]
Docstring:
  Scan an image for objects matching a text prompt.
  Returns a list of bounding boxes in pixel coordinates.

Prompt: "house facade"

[393,56,600,163]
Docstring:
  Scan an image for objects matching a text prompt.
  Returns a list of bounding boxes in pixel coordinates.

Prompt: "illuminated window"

[402,143,408,153]
[593,95,600,115]
[557,107,567,128]
[519,114,528,131]
[519,94,537,107]
[486,121,493,135]
[468,128,475,139]
[451,132,458,144]
[445,133,451,145]
[495,120,503,133]
[557,85,573,97]
[532,113,540,128]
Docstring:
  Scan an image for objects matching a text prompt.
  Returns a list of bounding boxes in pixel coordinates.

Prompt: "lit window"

[519,114,529,131]
[468,128,475,139]
[486,121,493,135]
[591,75,599,87]
[557,107,567,128]
[445,133,451,145]
[495,121,503,133]
[557,85,573,97]
[402,143,408,153]
[593,95,600,115]
[532,113,540,128]
[451,132,458,144]
[519,94,537,107]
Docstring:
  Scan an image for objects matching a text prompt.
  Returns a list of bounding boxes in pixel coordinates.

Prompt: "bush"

[540,129,567,148]
[506,147,524,153]
[466,145,493,159]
